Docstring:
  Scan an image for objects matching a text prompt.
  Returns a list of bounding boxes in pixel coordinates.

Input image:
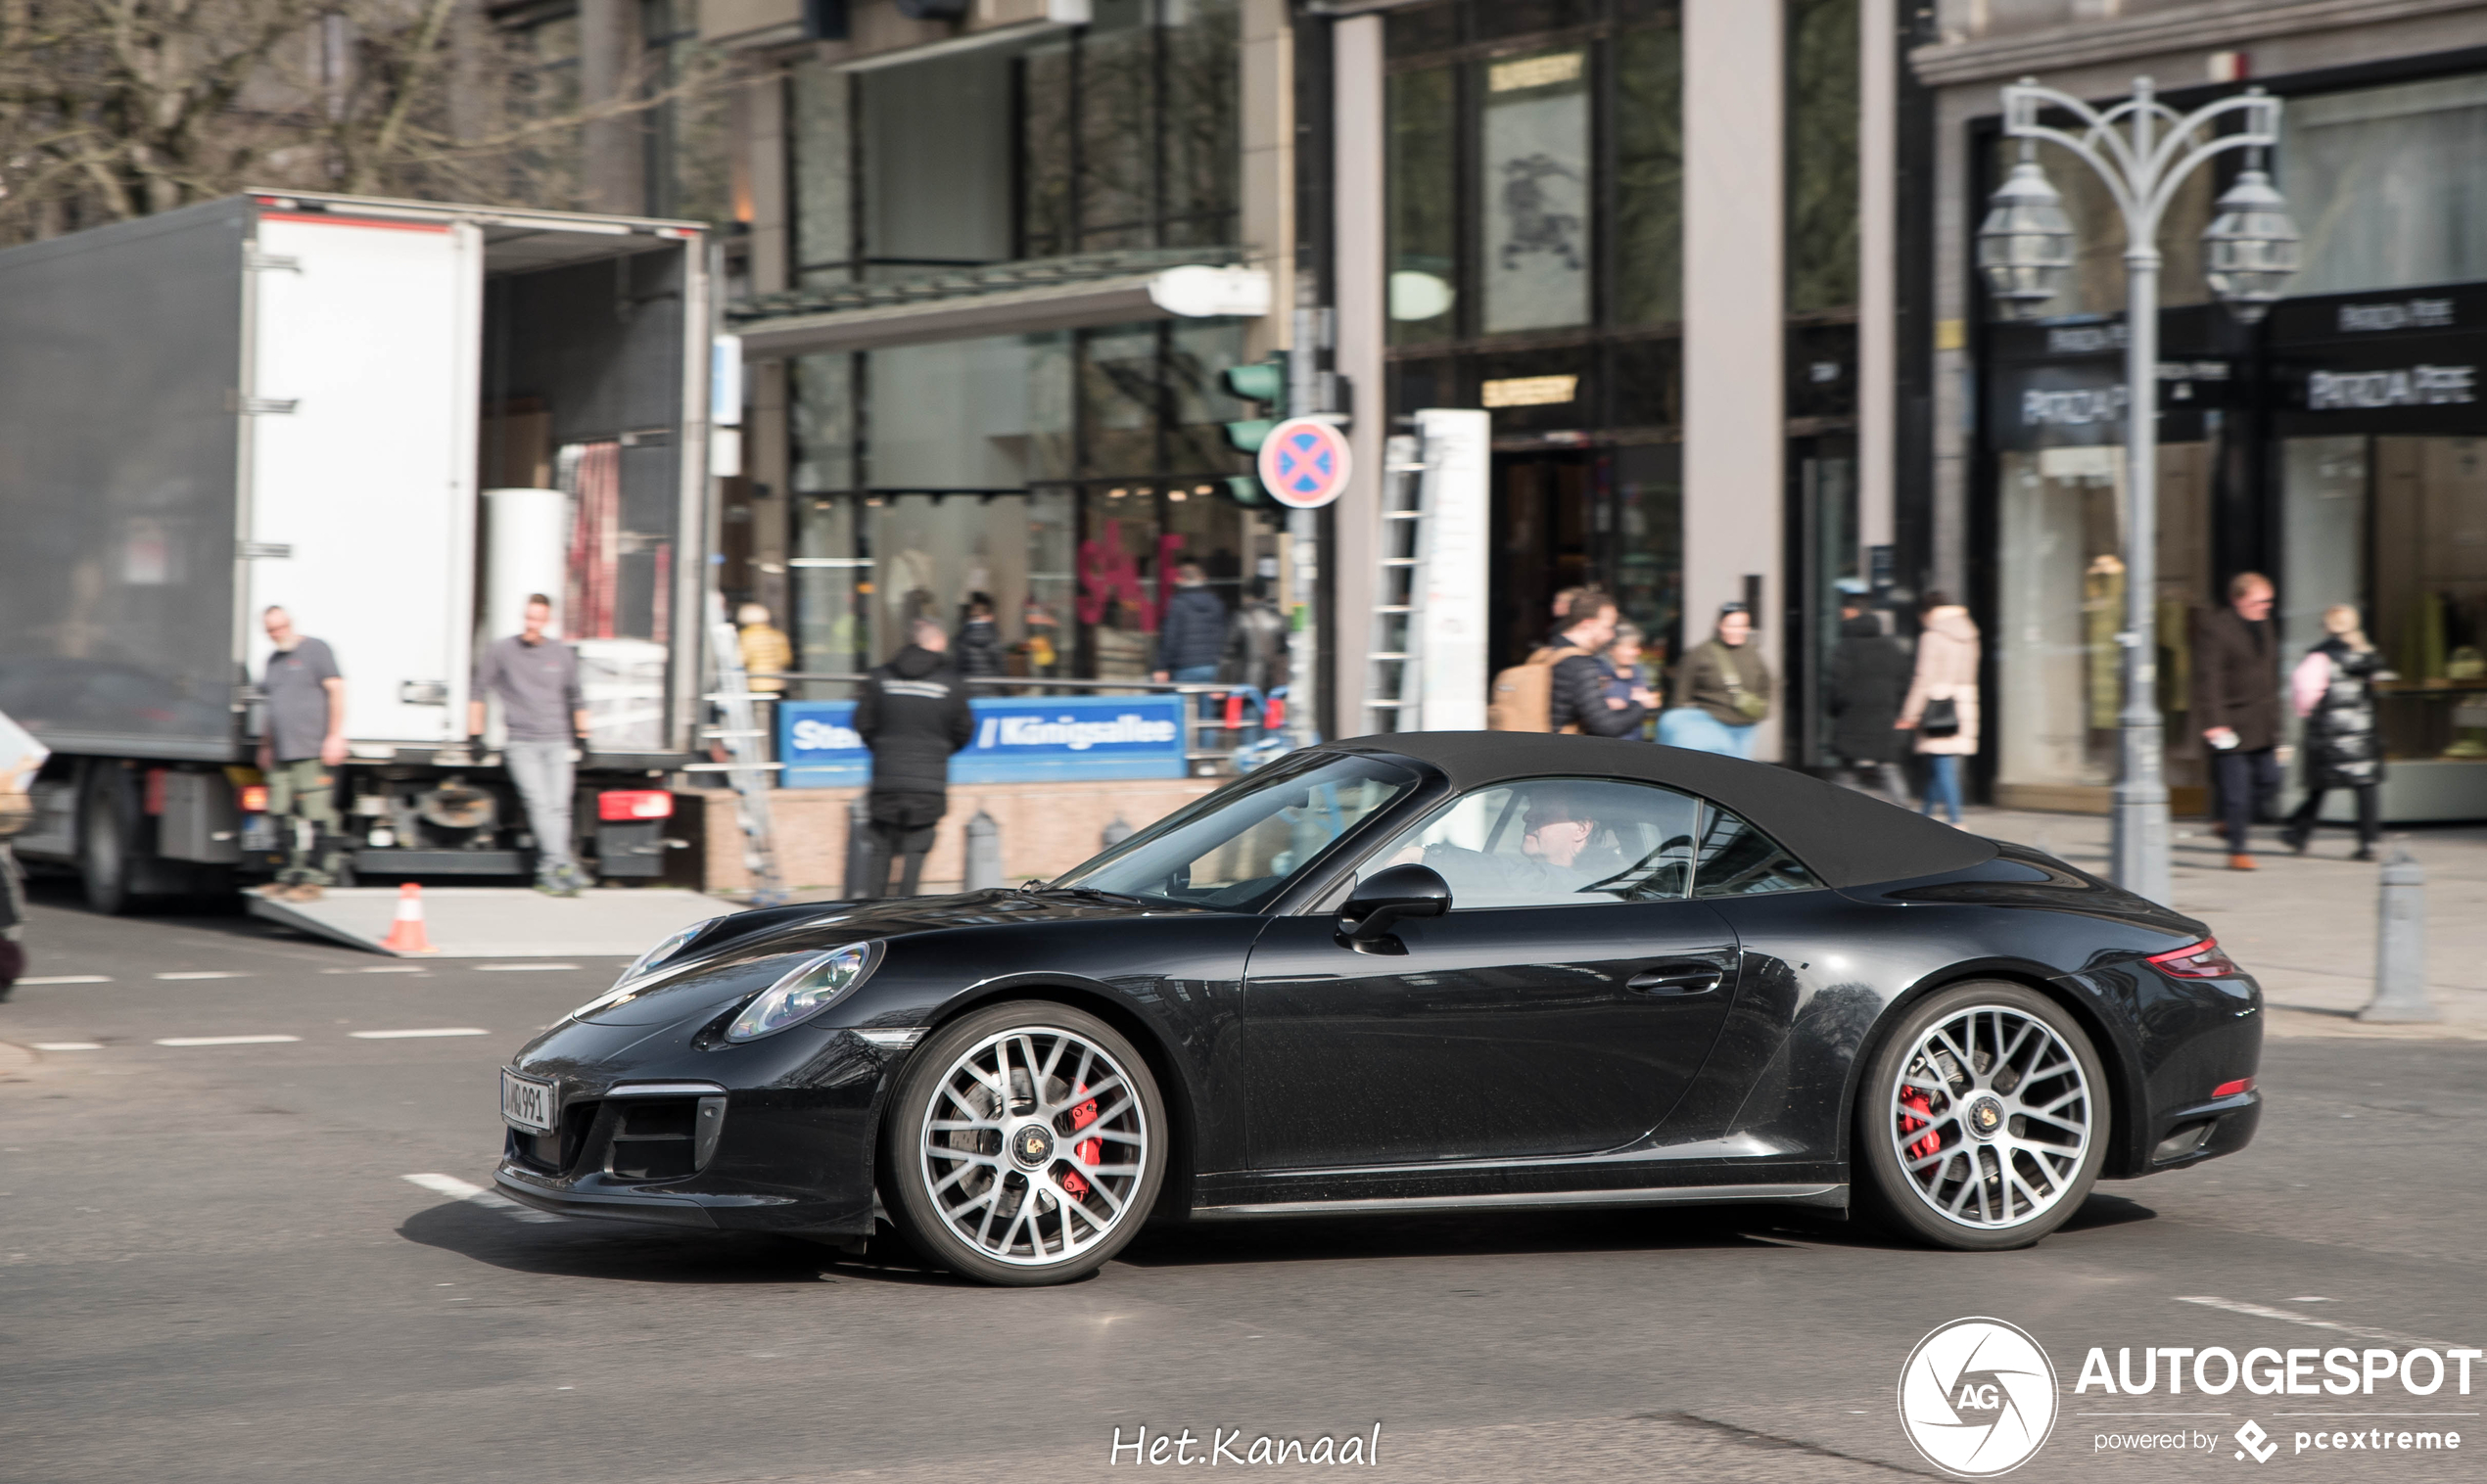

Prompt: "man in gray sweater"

[468,594,590,897]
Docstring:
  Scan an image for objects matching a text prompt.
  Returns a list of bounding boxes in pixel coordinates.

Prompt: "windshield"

[1050,752,1422,912]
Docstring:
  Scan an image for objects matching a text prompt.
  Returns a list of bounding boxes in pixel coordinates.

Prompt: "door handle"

[1627,964,1723,997]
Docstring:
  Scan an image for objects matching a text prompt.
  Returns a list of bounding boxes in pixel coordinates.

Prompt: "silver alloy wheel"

[1887,1004,2092,1230]
[916,1025,1150,1269]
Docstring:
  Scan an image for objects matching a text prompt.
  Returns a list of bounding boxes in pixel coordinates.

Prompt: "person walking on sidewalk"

[2194,572,2285,870]
[470,594,590,898]
[1548,595,1653,737]
[1601,623,1658,739]
[257,605,348,903]
[1829,599,1910,804]
[736,603,793,696]
[2282,603,2384,861]
[853,618,974,899]
[1660,603,1772,757]
[1220,578,1290,741]
[1153,563,1229,687]
[1898,593,1981,825]
[954,593,1007,680]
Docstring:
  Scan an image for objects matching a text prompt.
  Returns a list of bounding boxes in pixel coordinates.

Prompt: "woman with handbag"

[2279,604,2384,860]
[1658,602,1773,758]
[1897,592,1981,825]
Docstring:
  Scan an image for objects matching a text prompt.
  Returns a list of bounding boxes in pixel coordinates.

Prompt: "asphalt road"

[2,882,2480,1484]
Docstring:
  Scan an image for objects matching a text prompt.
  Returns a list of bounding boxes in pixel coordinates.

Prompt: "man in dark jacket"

[852,619,975,898]
[1548,594,1650,737]
[1152,563,1229,685]
[954,594,1007,679]
[1828,602,1909,803]
[2193,572,2284,870]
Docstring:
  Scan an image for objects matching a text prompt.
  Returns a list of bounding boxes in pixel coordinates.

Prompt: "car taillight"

[239,785,269,812]
[2213,1077,2255,1098]
[2147,938,2240,979]
[598,789,673,821]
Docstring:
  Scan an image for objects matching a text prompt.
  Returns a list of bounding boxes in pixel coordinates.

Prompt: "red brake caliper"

[1060,1087,1102,1198]
[1900,1088,1941,1161]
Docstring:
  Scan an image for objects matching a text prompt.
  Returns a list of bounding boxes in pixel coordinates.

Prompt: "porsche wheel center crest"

[1010,1123,1056,1169]
[1968,1096,2006,1139]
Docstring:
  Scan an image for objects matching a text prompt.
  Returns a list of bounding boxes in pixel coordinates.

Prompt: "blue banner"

[777,694,1190,787]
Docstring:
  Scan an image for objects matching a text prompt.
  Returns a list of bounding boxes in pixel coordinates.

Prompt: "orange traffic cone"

[379,882,440,954]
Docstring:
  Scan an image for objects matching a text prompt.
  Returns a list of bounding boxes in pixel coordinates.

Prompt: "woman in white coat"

[1896,592,1982,825]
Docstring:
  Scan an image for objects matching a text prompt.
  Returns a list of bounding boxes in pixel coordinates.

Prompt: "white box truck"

[0,191,719,910]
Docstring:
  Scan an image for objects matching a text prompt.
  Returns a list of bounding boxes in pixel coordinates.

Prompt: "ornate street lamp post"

[1977,77,2301,904]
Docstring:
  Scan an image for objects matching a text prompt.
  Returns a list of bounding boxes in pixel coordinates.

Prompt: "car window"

[1367,778,1703,909]
[1050,752,1420,912]
[1691,806,1820,898]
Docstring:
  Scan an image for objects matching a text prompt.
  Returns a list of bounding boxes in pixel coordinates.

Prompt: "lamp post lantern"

[1977,77,2299,904]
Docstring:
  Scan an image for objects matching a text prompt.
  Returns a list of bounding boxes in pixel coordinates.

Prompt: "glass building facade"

[774,0,1266,686]
[1974,63,2487,820]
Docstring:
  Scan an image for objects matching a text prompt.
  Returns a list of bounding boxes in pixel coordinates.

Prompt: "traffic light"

[1221,356,1288,454]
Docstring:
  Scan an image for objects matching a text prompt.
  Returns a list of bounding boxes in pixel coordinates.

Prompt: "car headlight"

[725,943,880,1043]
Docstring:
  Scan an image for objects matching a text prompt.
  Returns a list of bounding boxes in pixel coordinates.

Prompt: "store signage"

[1480,374,1578,407]
[2306,364,2477,410]
[2337,298,2457,333]
[2045,323,2128,355]
[777,694,1188,787]
[1256,417,1354,509]
[2022,385,2129,427]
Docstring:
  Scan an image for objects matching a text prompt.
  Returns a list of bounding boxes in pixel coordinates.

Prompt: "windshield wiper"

[1032,884,1153,906]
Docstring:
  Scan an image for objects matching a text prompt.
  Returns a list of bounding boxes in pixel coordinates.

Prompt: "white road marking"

[324,966,429,975]
[17,975,111,986]
[155,972,245,981]
[32,1043,104,1051]
[475,963,581,972]
[2176,1295,2449,1350]
[350,1028,489,1040]
[154,1035,302,1046]
[402,1172,564,1224]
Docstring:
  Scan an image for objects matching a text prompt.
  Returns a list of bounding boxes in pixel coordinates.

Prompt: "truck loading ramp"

[248,887,741,958]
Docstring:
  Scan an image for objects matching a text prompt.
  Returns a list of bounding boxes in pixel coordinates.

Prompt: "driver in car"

[1393,790,1611,905]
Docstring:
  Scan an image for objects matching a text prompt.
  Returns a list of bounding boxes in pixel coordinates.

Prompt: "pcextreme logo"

[1900,1318,2062,1477]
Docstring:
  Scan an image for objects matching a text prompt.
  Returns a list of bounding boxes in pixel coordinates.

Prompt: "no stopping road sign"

[1256,417,1354,509]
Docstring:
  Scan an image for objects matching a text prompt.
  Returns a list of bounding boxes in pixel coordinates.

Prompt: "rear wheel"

[883,1001,1165,1286]
[78,768,139,915]
[1855,982,2107,1250]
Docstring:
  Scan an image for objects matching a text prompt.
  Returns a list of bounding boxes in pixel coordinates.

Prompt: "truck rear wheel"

[79,767,139,914]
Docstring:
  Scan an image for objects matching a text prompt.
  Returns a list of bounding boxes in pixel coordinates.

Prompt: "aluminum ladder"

[1360,432,1433,734]
[690,603,788,906]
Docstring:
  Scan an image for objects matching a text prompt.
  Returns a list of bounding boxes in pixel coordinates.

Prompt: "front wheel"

[1855,982,2108,1250]
[882,1002,1166,1286]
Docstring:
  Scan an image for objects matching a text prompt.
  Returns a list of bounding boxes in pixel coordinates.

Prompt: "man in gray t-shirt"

[469,594,590,897]
[257,606,347,901]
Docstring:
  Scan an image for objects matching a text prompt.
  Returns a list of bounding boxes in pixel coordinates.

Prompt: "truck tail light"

[598,789,673,821]
[2146,938,2240,979]
[239,785,269,812]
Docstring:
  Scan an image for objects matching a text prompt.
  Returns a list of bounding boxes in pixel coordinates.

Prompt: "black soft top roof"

[1326,732,1996,890]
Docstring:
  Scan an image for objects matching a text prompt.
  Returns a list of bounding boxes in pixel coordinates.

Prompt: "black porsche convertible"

[493,733,2263,1284]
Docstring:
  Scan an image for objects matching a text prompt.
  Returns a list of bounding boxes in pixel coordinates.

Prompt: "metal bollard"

[962,809,1002,891]
[842,795,875,900]
[1102,814,1133,849]
[2360,848,2438,1023]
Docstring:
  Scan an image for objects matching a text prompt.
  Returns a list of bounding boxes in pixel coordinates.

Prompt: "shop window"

[1387,67,1458,348]
[1784,0,1859,317]
[1613,24,1683,327]
[1478,48,1591,335]
[2283,74,2487,298]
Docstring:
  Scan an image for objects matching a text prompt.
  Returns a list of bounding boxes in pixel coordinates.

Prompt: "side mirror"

[1338,862,1451,944]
